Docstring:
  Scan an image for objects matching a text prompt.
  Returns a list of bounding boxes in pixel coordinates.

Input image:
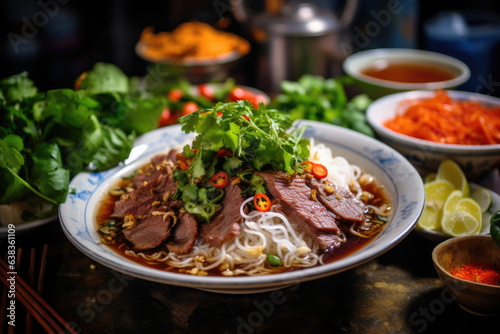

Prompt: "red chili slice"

[301,160,314,172]
[254,193,271,212]
[210,171,229,189]
[179,158,190,170]
[311,163,328,179]
[179,149,199,170]
[74,72,87,91]
[216,148,233,158]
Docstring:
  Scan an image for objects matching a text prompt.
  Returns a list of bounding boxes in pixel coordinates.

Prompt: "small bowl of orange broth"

[342,48,470,98]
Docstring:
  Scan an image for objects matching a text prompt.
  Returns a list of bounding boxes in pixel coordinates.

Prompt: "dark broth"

[96,172,391,276]
[361,62,456,83]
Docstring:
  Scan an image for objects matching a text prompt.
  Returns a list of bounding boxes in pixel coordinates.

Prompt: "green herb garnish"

[0,63,167,207]
[271,74,374,137]
[491,210,500,248]
[173,101,309,222]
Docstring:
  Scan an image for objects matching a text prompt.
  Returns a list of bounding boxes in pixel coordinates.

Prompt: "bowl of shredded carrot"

[136,22,251,83]
[366,90,500,178]
[432,235,500,316]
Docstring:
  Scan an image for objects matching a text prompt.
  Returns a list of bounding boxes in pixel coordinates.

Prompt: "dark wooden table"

[2,170,500,334]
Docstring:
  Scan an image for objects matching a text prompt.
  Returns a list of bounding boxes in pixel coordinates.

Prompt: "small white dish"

[59,121,424,294]
[0,214,57,236]
[343,48,470,98]
[366,90,500,178]
[414,183,500,243]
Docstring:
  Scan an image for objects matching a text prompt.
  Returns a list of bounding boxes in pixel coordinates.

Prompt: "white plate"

[59,121,425,294]
[0,214,57,236]
[414,183,500,243]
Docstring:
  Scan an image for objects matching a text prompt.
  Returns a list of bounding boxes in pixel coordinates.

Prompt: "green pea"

[266,254,282,267]
[106,221,116,227]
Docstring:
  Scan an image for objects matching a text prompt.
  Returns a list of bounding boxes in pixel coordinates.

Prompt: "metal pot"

[232,0,359,94]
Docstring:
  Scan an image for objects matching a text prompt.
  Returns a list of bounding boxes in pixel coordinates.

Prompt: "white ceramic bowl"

[59,121,425,294]
[366,90,500,179]
[343,48,470,98]
[136,42,245,84]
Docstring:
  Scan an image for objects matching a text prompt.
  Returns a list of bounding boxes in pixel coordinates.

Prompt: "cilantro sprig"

[180,100,309,175]
[0,64,166,211]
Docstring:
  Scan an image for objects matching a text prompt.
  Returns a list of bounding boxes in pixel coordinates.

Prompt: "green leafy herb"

[180,101,308,174]
[31,143,70,204]
[78,63,129,95]
[0,64,162,210]
[0,71,38,103]
[0,135,24,170]
[184,188,225,223]
[271,74,374,137]
[238,172,266,196]
[491,211,500,248]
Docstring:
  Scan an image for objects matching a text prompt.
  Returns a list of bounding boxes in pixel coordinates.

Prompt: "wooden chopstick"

[26,247,36,334]
[0,254,78,334]
[0,255,8,332]
[37,245,48,295]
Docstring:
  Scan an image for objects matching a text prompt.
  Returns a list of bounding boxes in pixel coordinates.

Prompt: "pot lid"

[254,2,339,37]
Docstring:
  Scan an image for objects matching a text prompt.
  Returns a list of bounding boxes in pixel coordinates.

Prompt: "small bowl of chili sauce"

[432,235,500,316]
[343,48,470,98]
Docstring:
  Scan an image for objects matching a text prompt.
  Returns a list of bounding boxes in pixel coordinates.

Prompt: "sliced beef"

[167,212,199,254]
[123,196,163,220]
[111,182,157,219]
[123,213,172,251]
[307,178,365,223]
[132,154,173,188]
[258,171,341,251]
[111,172,177,219]
[258,171,339,233]
[166,148,179,163]
[151,154,169,166]
[200,182,246,247]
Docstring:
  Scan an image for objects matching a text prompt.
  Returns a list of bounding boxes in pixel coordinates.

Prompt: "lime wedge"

[425,173,436,184]
[417,206,441,231]
[441,210,480,237]
[455,198,483,234]
[470,187,492,214]
[424,180,455,208]
[416,180,455,231]
[436,159,469,197]
[443,190,463,215]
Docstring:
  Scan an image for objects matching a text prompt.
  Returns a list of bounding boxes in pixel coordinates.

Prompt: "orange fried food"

[138,22,250,61]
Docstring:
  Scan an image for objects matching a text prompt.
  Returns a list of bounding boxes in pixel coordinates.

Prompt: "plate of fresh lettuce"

[0,63,168,232]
